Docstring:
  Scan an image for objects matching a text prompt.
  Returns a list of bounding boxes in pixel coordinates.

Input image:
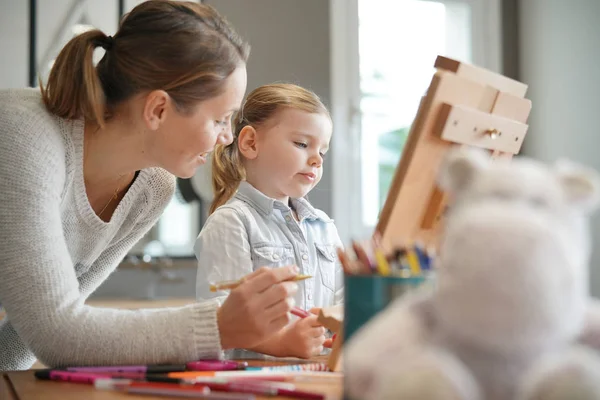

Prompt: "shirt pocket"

[251,244,295,269]
[315,243,337,292]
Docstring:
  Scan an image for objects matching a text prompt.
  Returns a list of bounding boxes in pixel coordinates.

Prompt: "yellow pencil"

[374,249,391,276]
[209,274,312,292]
[405,248,422,276]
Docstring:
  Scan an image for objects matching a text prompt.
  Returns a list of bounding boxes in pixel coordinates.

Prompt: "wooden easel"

[328,56,532,373]
[375,55,531,249]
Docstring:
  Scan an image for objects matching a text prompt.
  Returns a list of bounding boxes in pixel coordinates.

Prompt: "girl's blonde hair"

[210,83,330,214]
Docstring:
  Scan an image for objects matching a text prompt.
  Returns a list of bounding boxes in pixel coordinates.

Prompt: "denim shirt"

[195,181,344,311]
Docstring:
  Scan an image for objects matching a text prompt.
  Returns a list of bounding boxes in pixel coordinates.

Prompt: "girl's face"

[244,107,332,203]
[145,66,247,179]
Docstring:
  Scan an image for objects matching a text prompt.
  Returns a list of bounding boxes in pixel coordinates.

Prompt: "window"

[331,0,501,243]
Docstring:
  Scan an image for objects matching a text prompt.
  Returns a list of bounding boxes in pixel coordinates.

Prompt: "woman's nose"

[218,126,234,145]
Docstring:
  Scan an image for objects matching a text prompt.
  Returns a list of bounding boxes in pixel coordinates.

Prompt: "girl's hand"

[278,313,326,359]
[217,266,299,349]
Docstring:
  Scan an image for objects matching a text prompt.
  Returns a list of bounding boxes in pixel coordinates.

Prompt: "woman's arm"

[194,207,254,303]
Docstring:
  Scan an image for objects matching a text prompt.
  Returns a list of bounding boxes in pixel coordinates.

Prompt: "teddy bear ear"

[555,159,600,212]
[438,146,488,194]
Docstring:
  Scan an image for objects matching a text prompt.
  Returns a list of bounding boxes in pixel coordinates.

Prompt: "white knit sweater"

[0,89,221,371]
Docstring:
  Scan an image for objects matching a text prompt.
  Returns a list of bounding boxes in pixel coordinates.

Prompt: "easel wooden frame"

[375,55,531,248]
[328,55,531,373]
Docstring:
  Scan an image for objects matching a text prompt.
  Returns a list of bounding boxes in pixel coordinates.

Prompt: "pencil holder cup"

[343,274,430,343]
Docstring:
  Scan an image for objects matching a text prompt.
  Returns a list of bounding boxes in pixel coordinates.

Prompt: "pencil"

[405,248,422,276]
[374,249,391,276]
[209,274,312,292]
[291,306,311,318]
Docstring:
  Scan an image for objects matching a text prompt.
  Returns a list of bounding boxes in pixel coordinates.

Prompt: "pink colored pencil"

[291,306,311,318]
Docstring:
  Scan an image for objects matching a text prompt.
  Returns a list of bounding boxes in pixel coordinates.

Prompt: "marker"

[96,379,253,399]
[36,369,188,384]
[291,307,311,318]
[34,369,110,384]
[245,363,328,372]
[67,360,246,374]
[186,360,248,371]
[200,381,325,400]
[67,363,186,374]
[169,370,342,380]
[210,274,312,292]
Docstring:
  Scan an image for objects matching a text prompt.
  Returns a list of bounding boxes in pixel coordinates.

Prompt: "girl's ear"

[237,125,259,160]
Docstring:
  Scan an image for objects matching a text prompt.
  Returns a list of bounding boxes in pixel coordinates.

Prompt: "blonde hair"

[41,1,249,129]
[210,83,330,214]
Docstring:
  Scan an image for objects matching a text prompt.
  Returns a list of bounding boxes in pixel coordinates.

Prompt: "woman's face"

[145,66,247,178]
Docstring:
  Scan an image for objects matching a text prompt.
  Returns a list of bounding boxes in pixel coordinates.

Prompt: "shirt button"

[308,294,313,300]
[285,215,291,222]
[273,254,280,261]
[302,254,308,261]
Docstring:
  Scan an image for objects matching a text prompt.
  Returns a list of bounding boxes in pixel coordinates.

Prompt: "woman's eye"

[216,115,233,126]
[294,142,308,148]
[319,152,327,159]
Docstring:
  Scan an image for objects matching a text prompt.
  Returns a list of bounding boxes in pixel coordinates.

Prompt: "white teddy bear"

[345,147,600,400]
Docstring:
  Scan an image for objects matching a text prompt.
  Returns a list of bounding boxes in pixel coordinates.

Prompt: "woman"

[0,1,298,371]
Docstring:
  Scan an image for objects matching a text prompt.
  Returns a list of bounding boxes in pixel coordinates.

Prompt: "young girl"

[195,83,344,359]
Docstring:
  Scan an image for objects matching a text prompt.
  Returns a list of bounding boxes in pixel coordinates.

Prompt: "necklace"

[97,174,127,218]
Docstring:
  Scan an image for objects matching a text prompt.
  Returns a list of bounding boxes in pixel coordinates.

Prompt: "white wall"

[518,0,600,295]
[0,1,28,88]
[0,0,147,89]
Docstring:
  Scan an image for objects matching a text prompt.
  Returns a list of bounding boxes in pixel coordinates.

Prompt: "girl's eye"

[319,152,327,158]
[294,142,308,148]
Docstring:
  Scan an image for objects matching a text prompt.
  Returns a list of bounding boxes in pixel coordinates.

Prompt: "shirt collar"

[234,181,330,222]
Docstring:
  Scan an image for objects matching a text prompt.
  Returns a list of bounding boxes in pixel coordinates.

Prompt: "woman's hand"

[217,266,299,350]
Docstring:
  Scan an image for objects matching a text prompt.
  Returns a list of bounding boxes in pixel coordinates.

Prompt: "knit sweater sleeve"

[0,118,222,369]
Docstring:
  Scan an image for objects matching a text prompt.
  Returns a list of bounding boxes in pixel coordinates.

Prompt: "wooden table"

[1,358,343,400]
[1,299,343,398]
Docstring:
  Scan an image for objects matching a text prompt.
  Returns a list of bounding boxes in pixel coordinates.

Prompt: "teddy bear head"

[432,147,600,354]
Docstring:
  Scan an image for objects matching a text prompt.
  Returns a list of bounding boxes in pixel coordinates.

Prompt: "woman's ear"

[238,125,259,160]
[142,90,170,131]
